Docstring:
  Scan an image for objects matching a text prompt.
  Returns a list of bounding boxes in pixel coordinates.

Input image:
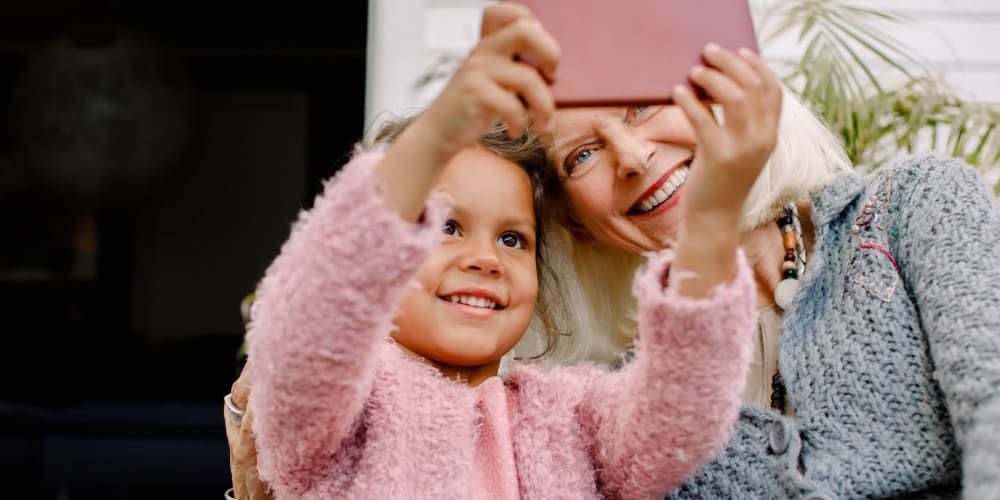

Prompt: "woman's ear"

[567,221,597,244]
[556,207,597,244]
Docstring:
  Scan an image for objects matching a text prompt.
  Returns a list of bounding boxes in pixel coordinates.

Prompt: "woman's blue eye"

[574,149,593,165]
[498,232,525,249]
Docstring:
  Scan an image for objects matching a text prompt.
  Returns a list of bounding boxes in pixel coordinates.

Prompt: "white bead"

[774,278,800,309]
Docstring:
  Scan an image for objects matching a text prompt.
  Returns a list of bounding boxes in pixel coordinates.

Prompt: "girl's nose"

[460,240,502,276]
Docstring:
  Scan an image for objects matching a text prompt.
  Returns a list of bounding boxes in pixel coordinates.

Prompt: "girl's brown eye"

[497,232,526,250]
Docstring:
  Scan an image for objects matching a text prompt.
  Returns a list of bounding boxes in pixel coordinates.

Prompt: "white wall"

[757,0,1000,103]
[365,0,1000,127]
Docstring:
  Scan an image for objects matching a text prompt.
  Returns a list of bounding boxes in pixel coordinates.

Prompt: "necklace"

[770,204,806,413]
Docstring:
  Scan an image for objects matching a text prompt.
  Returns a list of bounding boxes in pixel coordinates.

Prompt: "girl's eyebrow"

[502,217,536,233]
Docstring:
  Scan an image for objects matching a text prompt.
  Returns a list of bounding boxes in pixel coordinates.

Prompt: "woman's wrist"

[670,210,741,297]
[682,208,742,241]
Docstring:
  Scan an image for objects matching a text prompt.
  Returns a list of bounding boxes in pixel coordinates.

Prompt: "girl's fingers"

[487,59,555,131]
[480,1,535,38]
[672,84,720,145]
[474,77,531,137]
[701,44,761,91]
[478,17,559,82]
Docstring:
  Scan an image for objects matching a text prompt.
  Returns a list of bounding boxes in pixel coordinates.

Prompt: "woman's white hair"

[514,84,855,365]
[740,84,854,230]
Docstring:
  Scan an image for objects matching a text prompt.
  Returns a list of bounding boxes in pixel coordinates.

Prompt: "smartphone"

[506,0,759,106]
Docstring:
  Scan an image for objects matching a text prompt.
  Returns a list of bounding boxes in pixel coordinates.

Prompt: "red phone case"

[507,0,759,106]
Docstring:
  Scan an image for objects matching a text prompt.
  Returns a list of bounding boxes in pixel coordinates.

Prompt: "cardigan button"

[768,419,792,455]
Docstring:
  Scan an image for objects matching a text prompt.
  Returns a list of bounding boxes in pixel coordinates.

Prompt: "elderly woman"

[225,3,1000,498]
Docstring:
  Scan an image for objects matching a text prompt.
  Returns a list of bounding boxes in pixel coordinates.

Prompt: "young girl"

[246,3,763,498]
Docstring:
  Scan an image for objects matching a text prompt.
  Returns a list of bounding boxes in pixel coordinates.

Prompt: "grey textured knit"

[668,155,1000,499]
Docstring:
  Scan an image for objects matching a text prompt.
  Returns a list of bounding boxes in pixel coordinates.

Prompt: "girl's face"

[548,105,698,254]
[393,147,538,368]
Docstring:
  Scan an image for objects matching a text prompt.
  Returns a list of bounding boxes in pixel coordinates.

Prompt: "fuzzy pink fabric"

[247,148,756,499]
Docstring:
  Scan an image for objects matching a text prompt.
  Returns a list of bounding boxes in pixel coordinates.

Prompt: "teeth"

[445,295,498,309]
[635,165,689,213]
[653,189,668,204]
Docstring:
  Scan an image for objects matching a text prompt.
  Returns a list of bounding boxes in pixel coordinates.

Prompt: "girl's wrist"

[396,115,463,166]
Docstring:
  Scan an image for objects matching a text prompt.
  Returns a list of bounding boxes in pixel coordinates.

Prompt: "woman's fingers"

[701,44,761,91]
[226,362,271,500]
[688,66,745,110]
[738,48,783,109]
[231,360,251,409]
[672,84,720,146]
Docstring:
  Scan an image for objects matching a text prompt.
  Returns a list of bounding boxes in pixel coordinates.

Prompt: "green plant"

[758,0,1000,193]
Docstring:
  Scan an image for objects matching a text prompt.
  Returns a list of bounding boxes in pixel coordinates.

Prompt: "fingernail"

[690,65,705,77]
[738,47,754,57]
[673,85,688,96]
[705,43,720,54]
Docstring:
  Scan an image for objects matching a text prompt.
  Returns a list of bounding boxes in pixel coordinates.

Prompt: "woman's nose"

[607,126,655,180]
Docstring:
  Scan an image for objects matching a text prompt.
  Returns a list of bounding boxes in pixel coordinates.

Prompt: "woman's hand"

[673,44,783,227]
[225,361,273,500]
[668,45,782,297]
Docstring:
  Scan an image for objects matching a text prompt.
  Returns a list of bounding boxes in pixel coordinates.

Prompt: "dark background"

[0,1,368,497]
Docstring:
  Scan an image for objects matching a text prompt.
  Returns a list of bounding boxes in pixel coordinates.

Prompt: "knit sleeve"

[581,249,756,499]
[246,146,447,496]
[893,156,1000,499]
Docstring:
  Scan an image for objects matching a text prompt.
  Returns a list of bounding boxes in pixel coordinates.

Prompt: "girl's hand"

[378,2,558,222]
[672,44,782,228]
[415,1,559,161]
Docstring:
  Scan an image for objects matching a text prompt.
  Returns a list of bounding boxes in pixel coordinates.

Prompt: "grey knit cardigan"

[668,155,1000,499]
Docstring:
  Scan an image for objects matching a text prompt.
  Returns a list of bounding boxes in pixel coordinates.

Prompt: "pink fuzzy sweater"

[247,149,756,499]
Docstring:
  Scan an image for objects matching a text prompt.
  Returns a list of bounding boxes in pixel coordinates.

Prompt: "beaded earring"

[774,204,807,310]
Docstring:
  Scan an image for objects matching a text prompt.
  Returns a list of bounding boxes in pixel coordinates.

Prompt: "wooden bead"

[783,231,797,250]
[782,261,797,271]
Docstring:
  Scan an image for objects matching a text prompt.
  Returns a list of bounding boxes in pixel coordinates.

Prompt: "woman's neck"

[393,342,500,387]
[740,202,815,310]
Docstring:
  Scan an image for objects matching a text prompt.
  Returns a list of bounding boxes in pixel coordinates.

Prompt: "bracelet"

[224,487,236,499]
[224,393,245,425]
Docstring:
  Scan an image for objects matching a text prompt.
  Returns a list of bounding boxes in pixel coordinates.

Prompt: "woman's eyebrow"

[552,132,590,157]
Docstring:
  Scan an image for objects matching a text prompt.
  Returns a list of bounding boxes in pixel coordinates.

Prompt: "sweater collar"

[810,171,869,226]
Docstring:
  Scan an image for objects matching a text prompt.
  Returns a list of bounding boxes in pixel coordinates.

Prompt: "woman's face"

[547,105,698,254]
